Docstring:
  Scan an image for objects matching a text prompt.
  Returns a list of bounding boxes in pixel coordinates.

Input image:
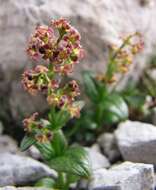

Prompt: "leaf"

[83,71,99,102]
[51,130,67,156]
[20,135,36,151]
[49,146,91,178]
[66,174,80,184]
[35,177,55,188]
[35,142,55,161]
[99,94,129,125]
[48,108,70,130]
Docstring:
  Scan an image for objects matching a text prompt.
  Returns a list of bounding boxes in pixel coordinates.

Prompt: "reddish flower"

[23,112,38,132]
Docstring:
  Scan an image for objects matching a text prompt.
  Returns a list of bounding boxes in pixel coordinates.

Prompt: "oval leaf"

[20,135,36,151]
[49,146,91,178]
[83,71,98,102]
[101,94,129,124]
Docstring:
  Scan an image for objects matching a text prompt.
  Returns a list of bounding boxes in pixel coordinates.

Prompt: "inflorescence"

[22,18,84,142]
[97,32,144,84]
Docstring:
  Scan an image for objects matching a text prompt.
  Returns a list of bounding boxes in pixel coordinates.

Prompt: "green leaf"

[83,71,99,102]
[35,142,55,161]
[35,177,55,188]
[99,94,129,125]
[48,108,70,130]
[66,174,80,184]
[20,135,36,151]
[49,146,91,178]
[51,130,67,156]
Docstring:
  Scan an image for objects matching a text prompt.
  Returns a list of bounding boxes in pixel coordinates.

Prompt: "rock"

[78,148,110,190]
[86,148,110,170]
[115,120,156,164]
[26,145,42,160]
[0,153,56,186]
[1,0,156,124]
[88,162,154,190]
[90,143,101,153]
[97,133,121,163]
[0,135,18,154]
[0,187,49,190]
[77,148,110,189]
[92,187,121,190]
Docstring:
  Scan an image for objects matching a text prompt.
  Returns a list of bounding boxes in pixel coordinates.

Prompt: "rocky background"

[1,0,156,129]
[1,0,156,190]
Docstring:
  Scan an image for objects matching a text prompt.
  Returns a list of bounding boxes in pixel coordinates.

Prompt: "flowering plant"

[69,33,144,143]
[20,18,91,189]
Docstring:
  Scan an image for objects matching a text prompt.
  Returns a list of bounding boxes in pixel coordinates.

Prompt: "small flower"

[66,104,81,118]
[68,80,80,97]
[27,25,55,60]
[59,95,71,107]
[35,131,53,143]
[47,93,60,106]
[23,112,38,132]
[34,65,49,73]
[22,66,49,95]
[48,79,60,90]
[51,18,70,33]
[22,70,38,95]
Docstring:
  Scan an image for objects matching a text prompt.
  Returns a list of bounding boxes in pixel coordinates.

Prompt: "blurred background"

[0,0,156,141]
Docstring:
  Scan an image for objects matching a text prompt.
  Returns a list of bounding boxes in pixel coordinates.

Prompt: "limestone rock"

[0,153,56,186]
[0,135,18,154]
[0,0,156,123]
[115,120,156,164]
[88,162,154,190]
[86,148,110,171]
[26,145,42,160]
[97,133,121,163]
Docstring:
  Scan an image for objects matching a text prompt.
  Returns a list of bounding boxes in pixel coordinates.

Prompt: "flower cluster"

[22,65,49,95]
[27,18,84,75]
[22,18,83,122]
[97,32,144,83]
[23,113,53,143]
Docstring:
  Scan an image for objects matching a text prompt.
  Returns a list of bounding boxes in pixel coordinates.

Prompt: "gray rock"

[90,143,101,153]
[92,186,121,190]
[0,135,18,154]
[78,148,110,190]
[1,0,156,123]
[26,145,42,160]
[115,120,156,164]
[86,148,110,171]
[97,133,121,163]
[0,153,56,186]
[88,162,154,190]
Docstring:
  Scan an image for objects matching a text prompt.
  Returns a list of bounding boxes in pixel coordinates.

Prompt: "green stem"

[56,172,69,190]
[105,35,133,82]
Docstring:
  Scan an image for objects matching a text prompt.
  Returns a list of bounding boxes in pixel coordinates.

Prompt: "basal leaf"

[51,130,67,156]
[35,142,55,161]
[83,71,99,102]
[20,135,36,151]
[100,94,129,124]
[35,177,55,188]
[49,146,91,178]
